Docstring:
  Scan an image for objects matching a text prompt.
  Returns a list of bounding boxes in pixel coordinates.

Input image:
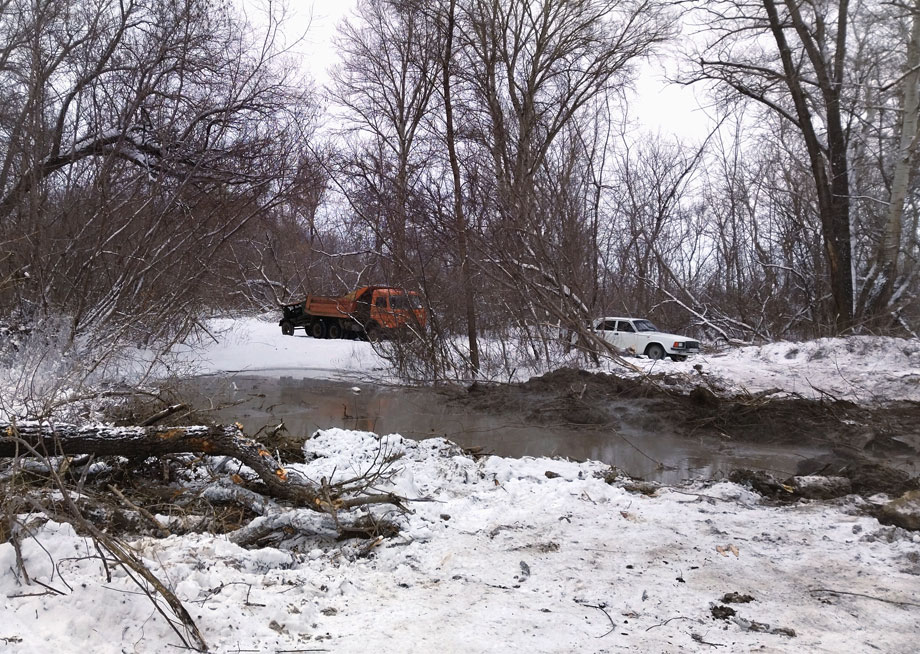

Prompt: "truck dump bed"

[303,294,359,318]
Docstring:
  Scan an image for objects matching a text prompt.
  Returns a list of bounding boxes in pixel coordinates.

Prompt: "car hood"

[637,331,697,343]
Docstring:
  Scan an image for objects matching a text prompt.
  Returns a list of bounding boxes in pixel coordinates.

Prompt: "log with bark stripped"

[0,422,403,513]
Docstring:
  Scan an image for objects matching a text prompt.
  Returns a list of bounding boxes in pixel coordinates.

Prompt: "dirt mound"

[796,451,920,496]
[518,367,682,400]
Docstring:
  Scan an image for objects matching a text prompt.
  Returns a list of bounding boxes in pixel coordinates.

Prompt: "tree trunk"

[763,0,854,331]
[441,0,480,375]
[1,422,401,512]
[865,0,920,317]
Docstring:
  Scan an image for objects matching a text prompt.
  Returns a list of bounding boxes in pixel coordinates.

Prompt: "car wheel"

[647,344,665,360]
[280,321,294,336]
[327,321,342,340]
[670,354,687,362]
[310,321,326,339]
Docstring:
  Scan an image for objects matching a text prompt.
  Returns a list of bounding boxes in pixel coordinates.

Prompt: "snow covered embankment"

[174,316,920,404]
[2,429,918,653]
[626,335,920,404]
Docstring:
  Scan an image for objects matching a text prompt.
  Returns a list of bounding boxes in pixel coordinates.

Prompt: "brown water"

[188,374,823,484]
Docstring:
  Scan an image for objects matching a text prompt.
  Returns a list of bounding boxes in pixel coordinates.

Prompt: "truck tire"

[327,321,343,340]
[281,321,294,336]
[310,320,326,339]
[365,322,381,342]
[646,343,665,360]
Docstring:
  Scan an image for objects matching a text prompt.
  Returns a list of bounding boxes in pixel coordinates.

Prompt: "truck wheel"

[646,344,665,360]
[365,322,381,342]
[281,321,294,336]
[327,321,343,340]
[310,321,326,339]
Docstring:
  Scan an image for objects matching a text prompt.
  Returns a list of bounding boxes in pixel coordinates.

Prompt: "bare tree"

[438,0,481,374]
[688,0,920,333]
[461,0,670,228]
[0,0,316,349]
[0,0,324,423]
[330,0,440,284]
[453,0,671,358]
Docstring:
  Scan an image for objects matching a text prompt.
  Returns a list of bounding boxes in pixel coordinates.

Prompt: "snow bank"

[173,316,920,403]
[630,336,920,403]
[3,430,918,653]
[168,315,388,381]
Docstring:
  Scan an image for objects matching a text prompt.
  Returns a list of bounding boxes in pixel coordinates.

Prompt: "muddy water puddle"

[187,374,827,485]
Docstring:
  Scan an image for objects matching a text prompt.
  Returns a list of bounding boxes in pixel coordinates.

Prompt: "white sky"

[284,1,353,83]
[277,0,715,143]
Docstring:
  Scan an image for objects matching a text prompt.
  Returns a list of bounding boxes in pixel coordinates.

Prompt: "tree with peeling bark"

[688,0,856,331]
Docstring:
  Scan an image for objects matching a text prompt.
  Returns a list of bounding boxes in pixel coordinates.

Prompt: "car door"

[615,320,641,352]
[594,319,627,350]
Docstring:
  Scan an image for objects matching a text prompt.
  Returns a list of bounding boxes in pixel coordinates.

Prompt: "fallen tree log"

[0,422,404,513]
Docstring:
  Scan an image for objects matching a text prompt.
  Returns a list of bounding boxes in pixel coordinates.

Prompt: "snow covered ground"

[660,336,920,404]
[2,316,919,653]
[168,316,388,382]
[174,315,920,403]
[2,430,918,653]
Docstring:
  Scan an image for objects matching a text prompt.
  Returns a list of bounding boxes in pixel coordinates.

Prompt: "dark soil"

[710,605,737,620]
[455,368,920,498]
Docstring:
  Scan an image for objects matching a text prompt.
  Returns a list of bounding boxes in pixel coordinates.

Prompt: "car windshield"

[389,294,423,310]
[633,320,658,332]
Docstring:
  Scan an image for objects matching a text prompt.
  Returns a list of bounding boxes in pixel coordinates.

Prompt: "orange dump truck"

[279,286,427,339]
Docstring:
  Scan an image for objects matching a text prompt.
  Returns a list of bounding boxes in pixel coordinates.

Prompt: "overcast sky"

[276,0,714,142]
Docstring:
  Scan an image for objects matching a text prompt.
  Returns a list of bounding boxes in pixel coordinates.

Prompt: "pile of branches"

[0,420,408,651]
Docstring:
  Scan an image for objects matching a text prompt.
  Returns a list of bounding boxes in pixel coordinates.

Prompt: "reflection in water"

[189,374,820,484]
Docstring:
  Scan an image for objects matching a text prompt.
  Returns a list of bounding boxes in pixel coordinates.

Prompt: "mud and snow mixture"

[170,316,920,403]
[2,317,919,652]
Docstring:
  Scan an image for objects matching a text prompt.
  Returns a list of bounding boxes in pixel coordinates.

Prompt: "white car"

[582,317,701,361]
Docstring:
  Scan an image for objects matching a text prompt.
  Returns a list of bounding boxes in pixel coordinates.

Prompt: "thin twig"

[31,578,66,596]
[140,404,189,427]
[109,484,172,536]
[575,600,616,637]
[646,616,701,631]
[809,588,920,608]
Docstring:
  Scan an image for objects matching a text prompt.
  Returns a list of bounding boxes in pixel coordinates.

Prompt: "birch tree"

[690,0,856,331]
[855,0,920,324]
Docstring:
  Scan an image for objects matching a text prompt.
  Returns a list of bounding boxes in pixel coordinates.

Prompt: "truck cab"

[366,288,427,331]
